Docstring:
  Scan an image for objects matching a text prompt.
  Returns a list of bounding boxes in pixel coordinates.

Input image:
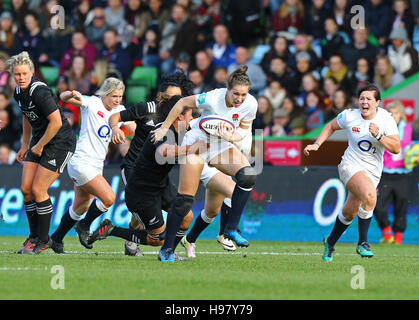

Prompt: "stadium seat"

[125,85,149,106]
[127,66,158,89]
[39,66,60,86]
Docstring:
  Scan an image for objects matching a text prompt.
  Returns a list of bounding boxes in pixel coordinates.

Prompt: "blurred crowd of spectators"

[1,0,419,165]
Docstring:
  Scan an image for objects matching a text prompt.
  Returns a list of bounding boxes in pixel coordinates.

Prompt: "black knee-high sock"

[111,226,148,244]
[327,215,351,247]
[187,213,210,243]
[51,209,78,243]
[161,211,184,250]
[36,198,53,242]
[226,186,251,231]
[174,228,187,250]
[78,199,107,230]
[219,202,230,235]
[358,217,372,245]
[24,201,38,238]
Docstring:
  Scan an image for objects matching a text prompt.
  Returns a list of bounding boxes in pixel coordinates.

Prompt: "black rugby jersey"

[126,123,179,191]
[120,101,157,170]
[14,77,74,147]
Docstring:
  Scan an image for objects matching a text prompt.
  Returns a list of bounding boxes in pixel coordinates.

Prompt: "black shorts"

[25,141,75,173]
[125,182,177,230]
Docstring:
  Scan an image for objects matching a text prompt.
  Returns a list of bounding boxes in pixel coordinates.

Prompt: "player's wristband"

[375,132,383,141]
[314,142,321,147]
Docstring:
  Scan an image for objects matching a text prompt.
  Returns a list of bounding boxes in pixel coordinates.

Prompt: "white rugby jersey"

[337,107,399,178]
[73,95,126,163]
[194,88,258,130]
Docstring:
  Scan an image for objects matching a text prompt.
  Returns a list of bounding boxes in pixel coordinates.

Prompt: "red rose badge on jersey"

[232,114,239,122]
[97,111,104,118]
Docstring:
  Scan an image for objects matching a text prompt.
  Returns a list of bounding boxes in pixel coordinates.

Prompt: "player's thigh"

[206,171,235,199]
[78,174,116,207]
[209,147,250,177]
[346,171,377,206]
[178,156,204,196]
[32,165,61,201]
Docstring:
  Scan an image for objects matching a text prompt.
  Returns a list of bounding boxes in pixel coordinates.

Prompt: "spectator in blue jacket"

[205,24,236,69]
[365,0,393,46]
[98,28,132,81]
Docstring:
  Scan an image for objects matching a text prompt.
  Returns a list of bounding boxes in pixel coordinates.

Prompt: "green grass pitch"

[1,236,418,300]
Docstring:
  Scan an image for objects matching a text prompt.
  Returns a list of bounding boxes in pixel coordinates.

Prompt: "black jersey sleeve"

[32,85,59,118]
[120,101,157,122]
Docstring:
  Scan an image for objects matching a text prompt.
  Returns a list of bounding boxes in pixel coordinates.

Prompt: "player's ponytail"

[227,65,251,90]
[6,51,35,74]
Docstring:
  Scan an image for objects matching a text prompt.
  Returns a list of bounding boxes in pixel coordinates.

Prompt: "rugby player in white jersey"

[50,78,135,253]
[152,66,258,262]
[304,84,400,261]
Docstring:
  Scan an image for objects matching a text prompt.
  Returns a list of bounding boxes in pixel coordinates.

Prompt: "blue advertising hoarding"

[1,165,418,243]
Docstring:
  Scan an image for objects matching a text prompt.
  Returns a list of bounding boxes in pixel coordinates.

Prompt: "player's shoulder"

[245,93,258,108]
[377,107,393,119]
[29,80,49,97]
[337,108,359,122]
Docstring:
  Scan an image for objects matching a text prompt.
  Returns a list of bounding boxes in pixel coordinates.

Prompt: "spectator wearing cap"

[253,95,273,135]
[227,46,267,95]
[265,107,290,137]
[288,116,307,136]
[205,24,236,69]
[288,34,319,71]
[388,27,419,78]
[0,11,17,55]
[339,27,377,72]
[365,0,393,47]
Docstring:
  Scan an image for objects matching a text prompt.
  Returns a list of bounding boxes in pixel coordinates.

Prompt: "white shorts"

[338,161,380,188]
[200,163,220,187]
[182,128,237,162]
[67,156,103,187]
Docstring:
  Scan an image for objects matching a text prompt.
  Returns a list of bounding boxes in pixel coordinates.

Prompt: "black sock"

[219,202,230,236]
[161,211,183,250]
[226,186,251,231]
[51,210,77,243]
[24,201,38,238]
[78,199,106,230]
[187,214,210,243]
[327,215,351,247]
[358,217,372,245]
[111,226,148,244]
[174,228,187,250]
[36,198,53,242]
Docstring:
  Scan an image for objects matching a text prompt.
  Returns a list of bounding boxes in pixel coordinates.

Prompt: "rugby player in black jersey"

[89,95,207,261]
[6,52,76,254]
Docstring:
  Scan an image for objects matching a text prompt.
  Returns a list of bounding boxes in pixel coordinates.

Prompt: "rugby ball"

[199,115,235,136]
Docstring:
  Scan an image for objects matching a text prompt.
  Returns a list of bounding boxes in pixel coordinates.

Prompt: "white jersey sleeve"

[382,111,399,136]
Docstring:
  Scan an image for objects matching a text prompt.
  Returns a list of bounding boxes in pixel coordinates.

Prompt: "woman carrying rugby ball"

[151,66,258,262]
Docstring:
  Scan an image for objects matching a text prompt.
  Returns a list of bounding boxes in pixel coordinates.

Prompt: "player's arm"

[157,140,208,158]
[304,118,341,156]
[17,115,32,162]
[219,119,253,143]
[151,95,196,143]
[60,90,82,107]
[378,134,401,154]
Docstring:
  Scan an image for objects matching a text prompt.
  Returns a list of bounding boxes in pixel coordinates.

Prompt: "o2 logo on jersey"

[358,140,376,154]
[97,125,111,142]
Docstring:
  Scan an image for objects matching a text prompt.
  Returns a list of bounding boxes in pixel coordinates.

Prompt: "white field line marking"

[0,267,48,271]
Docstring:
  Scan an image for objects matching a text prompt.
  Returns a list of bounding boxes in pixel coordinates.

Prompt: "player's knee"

[21,184,34,198]
[31,184,47,200]
[147,229,166,246]
[180,210,194,229]
[101,192,116,209]
[235,166,257,189]
[173,193,194,218]
[363,192,376,210]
